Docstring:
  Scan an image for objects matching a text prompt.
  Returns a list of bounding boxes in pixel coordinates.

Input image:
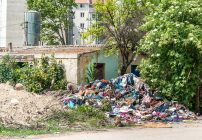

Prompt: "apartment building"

[0,0,102,47]
[73,0,103,45]
[0,0,26,47]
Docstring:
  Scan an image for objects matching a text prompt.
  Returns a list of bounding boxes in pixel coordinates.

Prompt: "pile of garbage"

[64,74,196,125]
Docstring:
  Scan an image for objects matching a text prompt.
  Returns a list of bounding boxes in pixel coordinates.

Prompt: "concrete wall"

[34,53,79,84]
[6,0,26,47]
[0,0,26,47]
[46,52,144,84]
[0,0,7,47]
[77,52,95,83]
[62,59,78,84]
[92,51,119,80]
[0,47,144,84]
[77,51,119,83]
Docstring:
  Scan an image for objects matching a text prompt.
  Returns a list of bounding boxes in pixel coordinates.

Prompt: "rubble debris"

[0,83,63,128]
[15,83,24,91]
[142,122,172,128]
[67,83,79,94]
[63,73,197,126]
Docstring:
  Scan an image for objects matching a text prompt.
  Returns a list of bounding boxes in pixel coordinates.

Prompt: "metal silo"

[24,11,41,46]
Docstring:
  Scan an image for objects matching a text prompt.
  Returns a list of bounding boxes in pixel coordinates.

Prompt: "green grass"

[0,105,111,137]
[44,105,109,129]
[0,127,51,136]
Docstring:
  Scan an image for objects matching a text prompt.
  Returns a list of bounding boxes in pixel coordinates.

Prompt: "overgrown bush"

[84,62,96,83]
[139,0,202,109]
[19,55,67,93]
[0,55,19,84]
[0,55,67,93]
[101,99,112,112]
[46,105,108,129]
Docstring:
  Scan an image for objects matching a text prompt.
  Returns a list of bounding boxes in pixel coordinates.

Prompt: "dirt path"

[5,120,202,140]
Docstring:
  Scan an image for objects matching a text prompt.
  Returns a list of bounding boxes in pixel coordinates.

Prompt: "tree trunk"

[119,53,134,75]
[120,65,127,75]
[65,28,69,45]
[119,45,136,76]
[195,86,200,114]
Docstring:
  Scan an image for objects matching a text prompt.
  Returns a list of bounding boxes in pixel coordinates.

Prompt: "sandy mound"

[0,83,63,128]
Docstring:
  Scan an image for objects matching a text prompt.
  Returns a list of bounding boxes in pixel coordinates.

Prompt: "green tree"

[26,0,76,45]
[83,0,145,75]
[139,0,202,109]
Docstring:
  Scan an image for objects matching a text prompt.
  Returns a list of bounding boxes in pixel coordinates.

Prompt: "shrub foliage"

[0,55,67,93]
[139,0,202,109]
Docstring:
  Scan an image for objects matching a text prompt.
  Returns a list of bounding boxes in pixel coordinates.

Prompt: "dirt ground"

[0,83,63,127]
[5,120,202,140]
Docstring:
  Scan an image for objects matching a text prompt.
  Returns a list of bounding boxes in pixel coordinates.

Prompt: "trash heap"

[64,73,196,125]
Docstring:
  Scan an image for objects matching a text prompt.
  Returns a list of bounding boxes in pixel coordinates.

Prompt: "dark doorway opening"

[131,65,140,77]
[17,62,27,68]
[94,63,105,80]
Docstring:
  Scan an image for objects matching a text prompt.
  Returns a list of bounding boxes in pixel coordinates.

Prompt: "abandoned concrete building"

[0,45,143,84]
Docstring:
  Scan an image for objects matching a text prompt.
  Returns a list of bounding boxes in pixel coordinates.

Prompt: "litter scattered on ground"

[63,73,197,126]
[0,83,63,128]
[141,122,172,128]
